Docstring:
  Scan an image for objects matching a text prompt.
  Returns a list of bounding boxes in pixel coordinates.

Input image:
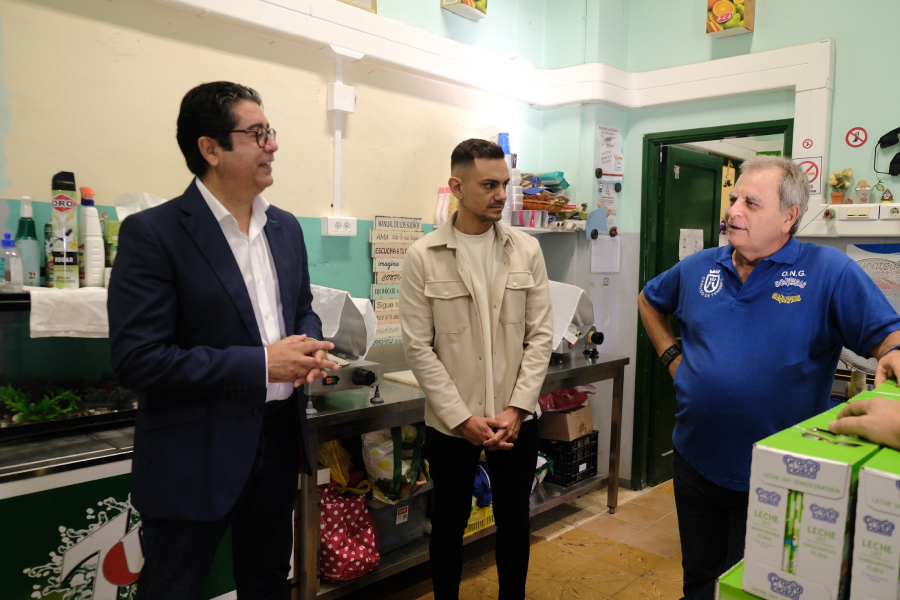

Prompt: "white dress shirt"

[196,178,293,402]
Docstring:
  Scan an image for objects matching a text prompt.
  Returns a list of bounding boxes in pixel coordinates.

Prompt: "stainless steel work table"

[295,352,629,600]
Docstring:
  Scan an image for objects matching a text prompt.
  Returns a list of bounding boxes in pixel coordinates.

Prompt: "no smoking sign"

[846,127,868,148]
[793,157,822,195]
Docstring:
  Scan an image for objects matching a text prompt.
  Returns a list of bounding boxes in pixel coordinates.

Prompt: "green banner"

[0,470,235,600]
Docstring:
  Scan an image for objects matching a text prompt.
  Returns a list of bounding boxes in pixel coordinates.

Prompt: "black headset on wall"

[874,126,900,176]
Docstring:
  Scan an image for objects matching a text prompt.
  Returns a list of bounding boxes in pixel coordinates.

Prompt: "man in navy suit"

[108,82,336,600]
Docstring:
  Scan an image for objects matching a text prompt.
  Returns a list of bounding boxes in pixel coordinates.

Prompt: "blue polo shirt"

[643,238,900,491]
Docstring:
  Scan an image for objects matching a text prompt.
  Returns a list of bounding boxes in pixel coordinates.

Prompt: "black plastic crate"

[539,430,599,487]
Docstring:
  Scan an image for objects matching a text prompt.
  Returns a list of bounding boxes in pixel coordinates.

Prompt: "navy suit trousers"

[135,400,300,600]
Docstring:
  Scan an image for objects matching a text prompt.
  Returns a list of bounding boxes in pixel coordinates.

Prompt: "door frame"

[631,119,794,490]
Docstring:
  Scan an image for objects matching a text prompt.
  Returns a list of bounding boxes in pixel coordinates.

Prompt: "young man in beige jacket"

[400,139,553,600]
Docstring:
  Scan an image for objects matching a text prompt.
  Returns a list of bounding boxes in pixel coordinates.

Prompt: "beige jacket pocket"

[500,271,536,324]
[424,280,470,333]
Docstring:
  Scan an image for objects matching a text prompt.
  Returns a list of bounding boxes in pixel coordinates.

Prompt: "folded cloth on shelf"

[28,287,109,338]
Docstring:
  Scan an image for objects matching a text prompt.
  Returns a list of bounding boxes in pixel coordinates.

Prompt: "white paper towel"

[113,191,168,221]
[310,285,376,358]
[547,280,595,350]
[29,288,109,338]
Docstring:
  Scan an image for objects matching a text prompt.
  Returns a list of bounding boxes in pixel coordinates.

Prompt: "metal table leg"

[607,365,624,514]
[297,427,320,600]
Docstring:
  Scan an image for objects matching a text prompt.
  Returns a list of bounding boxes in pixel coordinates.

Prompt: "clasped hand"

[267,335,338,387]
[457,407,527,451]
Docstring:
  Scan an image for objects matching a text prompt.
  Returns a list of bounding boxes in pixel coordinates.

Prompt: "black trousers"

[673,448,749,600]
[135,399,300,600]
[426,419,539,600]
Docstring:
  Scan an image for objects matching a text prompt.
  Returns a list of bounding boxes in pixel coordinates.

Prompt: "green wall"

[623,0,900,225]
[376,0,629,71]
[620,90,796,233]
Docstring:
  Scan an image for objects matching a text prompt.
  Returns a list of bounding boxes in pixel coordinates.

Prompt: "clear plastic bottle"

[15,196,41,287]
[0,232,23,292]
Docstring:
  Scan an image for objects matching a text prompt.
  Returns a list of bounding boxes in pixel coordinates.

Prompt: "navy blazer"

[108,180,321,521]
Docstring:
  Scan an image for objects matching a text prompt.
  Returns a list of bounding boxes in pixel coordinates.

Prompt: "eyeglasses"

[228,127,276,148]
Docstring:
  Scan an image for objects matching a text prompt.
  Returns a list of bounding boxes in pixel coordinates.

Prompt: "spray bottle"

[51,171,78,288]
[0,233,23,293]
[78,187,105,287]
[15,196,40,287]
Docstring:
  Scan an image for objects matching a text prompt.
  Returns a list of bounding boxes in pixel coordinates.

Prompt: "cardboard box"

[850,447,900,600]
[706,0,754,38]
[717,562,757,600]
[441,0,486,20]
[872,379,900,398]
[539,405,594,442]
[743,405,880,600]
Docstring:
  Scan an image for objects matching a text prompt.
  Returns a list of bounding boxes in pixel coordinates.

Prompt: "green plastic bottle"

[15,196,41,287]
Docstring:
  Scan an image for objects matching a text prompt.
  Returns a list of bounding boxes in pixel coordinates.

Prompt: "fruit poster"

[441,0,487,20]
[706,0,754,37]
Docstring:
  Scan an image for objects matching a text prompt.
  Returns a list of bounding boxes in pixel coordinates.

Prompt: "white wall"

[0,0,543,220]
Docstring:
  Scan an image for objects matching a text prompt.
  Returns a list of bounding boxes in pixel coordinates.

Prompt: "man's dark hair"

[450,138,506,174]
[176,82,264,178]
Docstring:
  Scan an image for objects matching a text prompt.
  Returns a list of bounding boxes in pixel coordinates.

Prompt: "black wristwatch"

[659,344,682,368]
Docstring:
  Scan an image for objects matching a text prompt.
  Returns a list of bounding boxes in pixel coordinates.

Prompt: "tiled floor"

[340,480,682,600]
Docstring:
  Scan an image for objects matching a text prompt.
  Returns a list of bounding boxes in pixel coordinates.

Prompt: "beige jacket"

[399,215,553,437]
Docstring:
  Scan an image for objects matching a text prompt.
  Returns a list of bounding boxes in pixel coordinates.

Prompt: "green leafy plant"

[829,168,853,193]
[1,384,80,423]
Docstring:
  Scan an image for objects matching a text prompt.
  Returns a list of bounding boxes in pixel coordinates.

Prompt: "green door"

[646,146,724,485]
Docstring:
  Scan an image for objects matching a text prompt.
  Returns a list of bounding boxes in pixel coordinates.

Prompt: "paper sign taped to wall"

[792,157,823,196]
[591,236,620,273]
[679,229,704,261]
[370,230,424,243]
[595,125,624,179]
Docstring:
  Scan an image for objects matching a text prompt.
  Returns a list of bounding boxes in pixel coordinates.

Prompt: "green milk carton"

[718,562,758,600]
[870,379,900,398]
[102,220,120,267]
[850,447,900,600]
[743,405,880,600]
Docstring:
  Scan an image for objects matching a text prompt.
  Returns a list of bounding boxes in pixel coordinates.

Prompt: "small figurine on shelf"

[882,188,895,203]
[855,180,872,204]
[829,168,852,204]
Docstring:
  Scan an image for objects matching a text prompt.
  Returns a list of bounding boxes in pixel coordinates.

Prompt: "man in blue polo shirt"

[638,155,900,600]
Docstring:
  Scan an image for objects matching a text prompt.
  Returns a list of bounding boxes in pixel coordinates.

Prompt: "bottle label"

[53,252,79,288]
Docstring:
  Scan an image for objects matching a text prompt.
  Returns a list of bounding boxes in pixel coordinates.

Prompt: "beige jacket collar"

[426,212,517,252]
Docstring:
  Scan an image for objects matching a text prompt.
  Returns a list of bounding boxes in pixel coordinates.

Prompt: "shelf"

[0,292,30,312]
[818,203,896,207]
[512,226,582,234]
[309,473,608,600]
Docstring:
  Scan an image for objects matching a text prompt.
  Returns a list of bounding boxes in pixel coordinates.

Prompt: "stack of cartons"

[718,562,757,600]
[369,216,424,346]
[743,405,880,600]
[850,446,900,600]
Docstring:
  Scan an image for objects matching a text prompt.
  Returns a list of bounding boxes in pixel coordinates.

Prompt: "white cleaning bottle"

[0,233,23,292]
[78,187,105,287]
[15,196,41,287]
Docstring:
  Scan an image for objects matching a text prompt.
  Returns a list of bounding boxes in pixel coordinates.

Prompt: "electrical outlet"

[321,216,357,236]
[881,205,900,220]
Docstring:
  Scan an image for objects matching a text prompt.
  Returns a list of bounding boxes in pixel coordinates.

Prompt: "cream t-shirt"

[455,226,501,417]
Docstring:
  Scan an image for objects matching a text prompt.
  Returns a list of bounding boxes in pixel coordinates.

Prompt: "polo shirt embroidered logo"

[773,270,807,304]
[699,269,723,297]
